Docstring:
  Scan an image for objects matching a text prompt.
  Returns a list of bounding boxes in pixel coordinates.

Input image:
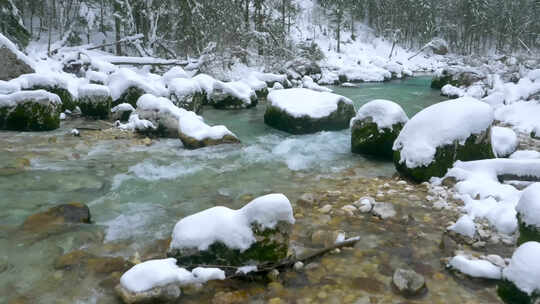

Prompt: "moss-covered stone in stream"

[29,86,76,111]
[264,100,356,134]
[498,279,539,304]
[170,91,205,114]
[78,96,112,119]
[0,100,60,131]
[167,222,291,267]
[394,129,495,182]
[113,86,145,108]
[517,215,540,246]
[351,118,404,158]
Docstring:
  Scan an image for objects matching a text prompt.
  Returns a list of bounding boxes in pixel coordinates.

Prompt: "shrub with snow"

[77,84,112,119]
[491,126,518,158]
[265,88,355,134]
[516,183,540,245]
[498,242,540,304]
[167,193,294,266]
[393,97,495,182]
[0,90,61,131]
[350,99,408,158]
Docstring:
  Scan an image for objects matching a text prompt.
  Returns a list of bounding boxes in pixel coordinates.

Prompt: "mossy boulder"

[168,222,291,267]
[167,194,294,267]
[350,100,408,158]
[394,130,494,182]
[516,184,540,245]
[0,90,61,131]
[209,81,258,109]
[351,119,404,158]
[498,280,539,304]
[111,103,135,122]
[265,88,355,134]
[78,84,112,119]
[170,91,205,114]
[26,85,75,111]
[431,68,485,89]
[113,86,146,108]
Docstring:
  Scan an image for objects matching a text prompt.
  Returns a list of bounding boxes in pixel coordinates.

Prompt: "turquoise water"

[0,76,448,303]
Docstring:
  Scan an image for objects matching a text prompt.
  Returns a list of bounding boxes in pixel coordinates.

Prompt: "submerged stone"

[392,268,427,297]
[22,202,91,232]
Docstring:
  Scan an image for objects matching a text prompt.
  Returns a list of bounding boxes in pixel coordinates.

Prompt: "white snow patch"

[0,90,61,107]
[350,99,408,130]
[491,127,518,158]
[503,242,540,295]
[449,255,501,279]
[268,88,352,119]
[516,183,540,228]
[448,215,476,238]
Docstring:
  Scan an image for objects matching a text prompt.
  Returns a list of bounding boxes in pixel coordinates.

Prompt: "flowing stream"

[0,77,502,303]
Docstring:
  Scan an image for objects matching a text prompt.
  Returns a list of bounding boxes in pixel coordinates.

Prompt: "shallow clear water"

[0,76,490,304]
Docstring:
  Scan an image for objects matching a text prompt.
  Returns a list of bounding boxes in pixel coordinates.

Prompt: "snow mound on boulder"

[170,193,294,252]
[0,90,61,107]
[393,97,494,168]
[449,255,501,279]
[510,150,540,160]
[267,88,352,119]
[502,242,540,295]
[78,83,110,98]
[516,183,540,228]
[491,126,518,158]
[351,99,408,130]
[107,68,167,100]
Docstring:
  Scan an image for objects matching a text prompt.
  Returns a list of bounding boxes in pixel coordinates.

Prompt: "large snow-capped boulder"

[431,67,485,89]
[0,1,30,48]
[350,100,408,158]
[135,94,187,138]
[491,126,518,158]
[107,68,167,108]
[516,183,540,245]
[116,258,224,304]
[77,84,112,119]
[15,73,75,111]
[167,194,295,267]
[177,109,240,149]
[393,97,495,182]
[338,64,392,83]
[265,88,356,134]
[168,78,205,114]
[0,90,61,131]
[498,242,540,304]
[208,81,257,109]
[0,33,34,81]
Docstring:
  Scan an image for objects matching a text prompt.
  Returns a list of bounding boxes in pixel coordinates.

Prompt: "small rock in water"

[354,196,374,213]
[70,128,80,136]
[297,193,316,206]
[326,190,341,197]
[372,202,396,219]
[341,205,357,216]
[392,268,427,297]
[293,261,304,271]
[319,204,332,214]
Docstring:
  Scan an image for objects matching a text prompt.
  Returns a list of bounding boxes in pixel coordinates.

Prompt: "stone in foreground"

[393,97,495,182]
[0,90,61,131]
[498,242,540,304]
[77,84,112,119]
[516,183,540,245]
[392,268,427,297]
[265,88,355,134]
[167,193,294,267]
[351,99,408,158]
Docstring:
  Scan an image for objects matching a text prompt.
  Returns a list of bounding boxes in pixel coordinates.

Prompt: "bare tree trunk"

[114,0,122,55]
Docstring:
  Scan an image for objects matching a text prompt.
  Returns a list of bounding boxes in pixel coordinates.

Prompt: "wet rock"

[22,202,91,233]
[354,196,374,213]
[392,268,427,297]
[319,204,332,214]
[372,202,396,219]
[440,232,460,256]
[208,81,257,109]
[169,78,205,114]
[116,283,181,304]
[341,204,357,216]
[178,131,240,150]
[297,193,316,206]
[54,249,133,274]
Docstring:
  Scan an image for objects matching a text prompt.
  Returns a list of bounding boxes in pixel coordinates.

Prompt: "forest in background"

[5,0,540,60]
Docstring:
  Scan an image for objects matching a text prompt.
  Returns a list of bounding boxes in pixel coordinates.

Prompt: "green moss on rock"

[0,100,60,131]
[211,96,258,110]
[517,215,540,246]
[113,86,145,108]
[178,132,240,149]
[264,101,356,134]
[30,85,75,111]
[170,91,205,114]
[167,222,291,267]
[78,96,112,119]
[394,130,495,182]
[498,279,539,304]
[351,118,404,158]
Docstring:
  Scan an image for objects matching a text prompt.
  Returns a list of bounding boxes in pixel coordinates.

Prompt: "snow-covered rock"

[168,78,205,114]
[14,73,76,111]
[163,66,189,84]
[350,99,408,158]
[491,127,518,158]
[448,255,501,279]
[244,76,268,98]
[0,90,61,131]
[0,33,34,81]
[441,84,465,98]
[301,76,332,92]
[111,103,135,122]
[85,70,107,85]
[510,150,540,160]
[77,84,112,119]
[107,68,167,107]
[495,100,540,137]
[499,242,540,304]
[448,215,476,238]
[431,66,485,89]
[116,258,224,304]
[516,183,540,245]
[338,64,391,83]
[135,94,183,138]
[265,88,355,134]
[208,81,257,109]
[393,97,495,182]
[177,108,240,149]
[168,193,294,266]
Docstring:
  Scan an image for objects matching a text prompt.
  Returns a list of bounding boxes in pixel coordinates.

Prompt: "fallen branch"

[86,34,144,51]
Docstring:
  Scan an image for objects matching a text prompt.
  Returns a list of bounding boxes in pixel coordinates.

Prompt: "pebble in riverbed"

[392,268,427,297]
